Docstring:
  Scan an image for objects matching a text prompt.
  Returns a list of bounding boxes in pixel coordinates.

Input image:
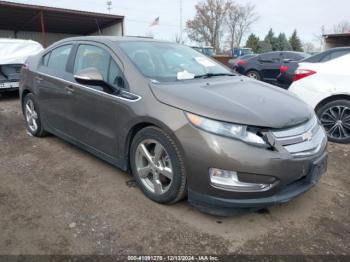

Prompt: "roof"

[0,1,124,35]
[323,33,350,38]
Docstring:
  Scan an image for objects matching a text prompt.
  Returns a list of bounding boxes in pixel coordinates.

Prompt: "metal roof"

[323,33,350,39]
[0,1,124,35]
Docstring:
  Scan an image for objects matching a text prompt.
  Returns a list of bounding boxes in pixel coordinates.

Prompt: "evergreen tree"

[257,40,272,53]
[277,33,292,51]
[264,28,279,51]
[289,30,303,51]
[245,33,260,53]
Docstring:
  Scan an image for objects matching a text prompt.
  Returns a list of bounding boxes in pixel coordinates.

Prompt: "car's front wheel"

[130,126,187,204]
[23,93,47,137]
[317,99,350,144]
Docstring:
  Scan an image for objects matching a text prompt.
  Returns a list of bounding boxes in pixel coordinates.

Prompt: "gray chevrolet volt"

[19,36,328,214]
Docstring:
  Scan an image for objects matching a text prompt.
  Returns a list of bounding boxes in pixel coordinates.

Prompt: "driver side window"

[74,45,110,81]
[74,44,125,89]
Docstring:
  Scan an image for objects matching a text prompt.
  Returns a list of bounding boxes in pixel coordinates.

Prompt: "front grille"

[270,116,327,158]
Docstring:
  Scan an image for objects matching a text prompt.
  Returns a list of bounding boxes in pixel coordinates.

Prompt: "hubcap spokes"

[135,139,173,195]
[25,100,38,132]
[320,105,350,140]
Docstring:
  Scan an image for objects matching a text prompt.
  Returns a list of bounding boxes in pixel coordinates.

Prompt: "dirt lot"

[0,93,349,256]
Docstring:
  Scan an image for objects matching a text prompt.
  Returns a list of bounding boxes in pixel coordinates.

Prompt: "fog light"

[209,168,275,192]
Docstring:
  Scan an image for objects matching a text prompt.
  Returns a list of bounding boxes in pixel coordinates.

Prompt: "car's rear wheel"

[23,93,47,137]
[246,70,261,80]
[130,126,187,204]
[317,99,350,144]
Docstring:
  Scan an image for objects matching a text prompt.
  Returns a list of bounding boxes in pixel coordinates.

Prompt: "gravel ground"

[0,93,349,256]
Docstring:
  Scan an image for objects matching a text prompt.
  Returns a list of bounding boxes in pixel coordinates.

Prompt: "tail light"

[293,69,316,81]
[237,59,246,66]
[22,63,29,70]
[280,65,288,73]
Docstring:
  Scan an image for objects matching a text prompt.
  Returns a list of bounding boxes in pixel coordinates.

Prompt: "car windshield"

[117,41,232,82]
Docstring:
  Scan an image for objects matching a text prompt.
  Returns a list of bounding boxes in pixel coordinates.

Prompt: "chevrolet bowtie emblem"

[302,131,313,141]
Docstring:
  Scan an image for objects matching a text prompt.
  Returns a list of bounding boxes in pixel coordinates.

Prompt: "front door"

[65,43,126,158]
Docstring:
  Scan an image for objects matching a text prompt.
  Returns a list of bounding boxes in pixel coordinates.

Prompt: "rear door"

[258,52,282,83]
[36,44,76,135]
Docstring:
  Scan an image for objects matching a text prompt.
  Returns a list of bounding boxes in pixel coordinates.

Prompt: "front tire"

[130,126,187,204]
[316,99,350,144]
[23,93,47,137]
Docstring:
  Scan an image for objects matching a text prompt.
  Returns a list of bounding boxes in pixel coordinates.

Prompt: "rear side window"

[321,50,350,62]
[47,45,72,72]
[260,52,281,62]
[283,52,307,61]
[74,45,110,81]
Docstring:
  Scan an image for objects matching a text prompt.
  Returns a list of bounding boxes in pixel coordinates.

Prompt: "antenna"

[179,0,183,43]
[106,0,112,13]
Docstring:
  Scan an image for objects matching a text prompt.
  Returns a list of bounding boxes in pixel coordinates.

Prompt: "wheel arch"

[315,94,350,113]
[123,118,186,172]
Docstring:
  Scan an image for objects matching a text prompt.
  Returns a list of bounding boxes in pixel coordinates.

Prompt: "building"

[323,33,350,49]
[0,1,124,47]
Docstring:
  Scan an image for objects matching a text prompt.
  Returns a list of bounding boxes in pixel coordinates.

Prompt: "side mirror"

[74,67,104,84]
[74,67,118,94]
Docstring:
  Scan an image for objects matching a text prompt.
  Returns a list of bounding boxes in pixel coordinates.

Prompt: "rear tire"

[316,99,350,144]
[23,93,47,137]
[130,126,187,204]
[246,70,261,80]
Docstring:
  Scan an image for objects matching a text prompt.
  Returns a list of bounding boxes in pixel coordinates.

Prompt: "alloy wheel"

[25,99,38,133]
[135,139,173,195]
[320,105,350,140]
[247,71,259,80]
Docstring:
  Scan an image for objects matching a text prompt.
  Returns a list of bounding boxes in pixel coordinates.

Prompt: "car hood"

[150,76,312,129]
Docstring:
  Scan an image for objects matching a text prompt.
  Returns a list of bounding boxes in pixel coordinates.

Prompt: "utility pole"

[179,0,183,44]
[106,0,112,13]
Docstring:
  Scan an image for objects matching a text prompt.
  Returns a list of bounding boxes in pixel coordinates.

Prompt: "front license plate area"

[0,82,19,89]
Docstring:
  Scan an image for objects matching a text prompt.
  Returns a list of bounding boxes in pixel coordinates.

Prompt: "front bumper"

[0,81,20,92]
[174,123,327,214]
[188,152,327,215]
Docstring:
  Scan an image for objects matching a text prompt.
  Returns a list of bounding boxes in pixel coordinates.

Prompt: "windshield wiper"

[194,73,235,79]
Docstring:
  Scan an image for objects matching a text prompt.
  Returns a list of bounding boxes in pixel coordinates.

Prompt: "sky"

[7,0,350,47]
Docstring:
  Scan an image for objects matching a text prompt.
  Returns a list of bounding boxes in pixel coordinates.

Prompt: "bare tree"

[333,21,350,33]
[186,0,230,52]
[226,2,259,50]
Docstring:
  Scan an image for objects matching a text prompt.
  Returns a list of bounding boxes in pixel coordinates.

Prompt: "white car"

[289,53,350,144]
[0,39,43,93]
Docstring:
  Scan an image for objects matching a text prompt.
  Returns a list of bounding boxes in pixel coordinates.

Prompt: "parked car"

[278,47,350,88]
[232,47,253,58]
[228,54,257,69]
[20,37,327,214]
[289,54,350,144]
[0,39,42,93]
[191,46,215,57]
[235,51,309,86]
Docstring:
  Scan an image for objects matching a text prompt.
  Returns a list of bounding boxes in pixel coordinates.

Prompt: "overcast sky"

[7,0,350,46]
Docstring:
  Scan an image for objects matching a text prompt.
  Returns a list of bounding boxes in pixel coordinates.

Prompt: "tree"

[257,40,272,53]
[186,0,231,52]
[226,2,259,50]
[289,30,303,52]
[277,33,292,51]
[264,28,279,51]
[333,21,350,33]
[303,42,318,53]
[245,33,260,53]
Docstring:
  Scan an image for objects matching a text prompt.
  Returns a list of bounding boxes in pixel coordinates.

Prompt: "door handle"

[65,85,75,93]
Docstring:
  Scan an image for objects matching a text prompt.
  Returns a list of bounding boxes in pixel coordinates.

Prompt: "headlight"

[185,112,267,146]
